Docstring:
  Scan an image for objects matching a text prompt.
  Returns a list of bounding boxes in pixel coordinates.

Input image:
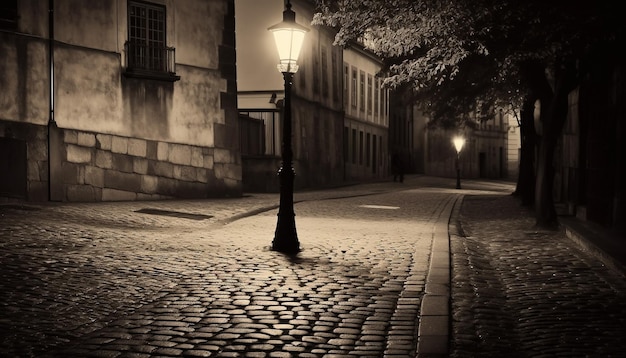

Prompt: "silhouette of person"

[391,151,404,183]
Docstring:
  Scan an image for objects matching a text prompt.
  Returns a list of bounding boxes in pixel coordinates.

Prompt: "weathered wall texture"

[0,0,241,201]
[0,33,49,126]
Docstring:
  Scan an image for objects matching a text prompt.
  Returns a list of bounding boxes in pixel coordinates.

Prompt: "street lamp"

[453,136,465,189]
[268,0,308,254]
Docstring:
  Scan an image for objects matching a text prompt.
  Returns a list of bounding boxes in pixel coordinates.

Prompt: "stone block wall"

[59,128,241,201]
[0,120,242,202]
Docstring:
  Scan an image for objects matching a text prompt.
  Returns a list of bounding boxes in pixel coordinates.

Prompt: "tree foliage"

[313,0,623,227]
[313,0,621,125]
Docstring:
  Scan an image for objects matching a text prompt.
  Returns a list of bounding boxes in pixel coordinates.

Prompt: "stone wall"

[59,128,241,201]
[0,120,241,202]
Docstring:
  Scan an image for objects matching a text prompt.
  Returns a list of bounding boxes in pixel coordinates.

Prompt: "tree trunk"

[514,97,537,206]
[534,62,578,228]
[534,117,565,229]
[534,130,559,228]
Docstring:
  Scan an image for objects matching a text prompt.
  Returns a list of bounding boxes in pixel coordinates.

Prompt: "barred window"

[332,51,339,102]
[359,71,365,112]
[125,1,178,80]
[343,63,349,106]
[374,78,380,120]
[313,42,320,94]
[351,68,357,108]
[321,46,328,98]
[367,74,373,115]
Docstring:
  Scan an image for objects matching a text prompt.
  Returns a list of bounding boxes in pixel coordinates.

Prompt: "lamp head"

[453,136,466,153]
[268,1,309,73]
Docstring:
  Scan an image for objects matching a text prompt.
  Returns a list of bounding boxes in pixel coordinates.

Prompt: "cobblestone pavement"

[450,194,626,357]
[4,176,624,358]
[0,178,462,358]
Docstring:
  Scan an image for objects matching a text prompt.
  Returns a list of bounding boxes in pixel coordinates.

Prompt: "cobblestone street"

[2,176,625,357]
[450,194,626,357]
[1,179,456,357]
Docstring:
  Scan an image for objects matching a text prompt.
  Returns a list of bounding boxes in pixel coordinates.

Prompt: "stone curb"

[560,217,626,277]
[416,194,462,357]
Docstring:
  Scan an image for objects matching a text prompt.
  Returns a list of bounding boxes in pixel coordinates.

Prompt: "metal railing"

[240,111,281,156]
[125,41,176,74]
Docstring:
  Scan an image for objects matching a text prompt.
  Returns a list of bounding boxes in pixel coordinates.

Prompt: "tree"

[313,0,622,228]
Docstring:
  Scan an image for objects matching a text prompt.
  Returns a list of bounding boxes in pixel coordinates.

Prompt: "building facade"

[556,58,625,233]
[342,44,390,181]
[424,110,510,180]
[388,87,428,175]
[236,0,389,192]
[506,110,521,180]
[0,0,241,202]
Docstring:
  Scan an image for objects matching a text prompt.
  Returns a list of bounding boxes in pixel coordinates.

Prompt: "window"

[366,133,371,166]
[351,68,357,108]
[352,129,357,164]
[372,134,377,173]
[359,131,364,164]
[379,136,383,168]
[0,1,17,30]
[374,78,380,121]
[332,51,339,102]
[343,127,349,162]
[321,46,328,98]
[313,45,320,94]
[359,71,365,112]
[343,64,349,106]
[125,1,179,81]
[382,89,389,125]
[298,51,306,90]
[367,75,373,115]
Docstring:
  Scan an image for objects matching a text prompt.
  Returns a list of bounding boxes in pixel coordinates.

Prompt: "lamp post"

[453,136,465,189]
[268,0,308,254]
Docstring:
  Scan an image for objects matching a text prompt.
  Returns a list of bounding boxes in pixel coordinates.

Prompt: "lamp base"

[272,213,300,254]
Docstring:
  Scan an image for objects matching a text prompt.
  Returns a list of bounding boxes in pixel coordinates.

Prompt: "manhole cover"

[135,208,213,220]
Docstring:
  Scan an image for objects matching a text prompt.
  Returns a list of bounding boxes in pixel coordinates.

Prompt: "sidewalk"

[449,192,626,357]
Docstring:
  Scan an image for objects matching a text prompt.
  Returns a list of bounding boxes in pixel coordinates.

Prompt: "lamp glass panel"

[453,137,466,152]
[271,28,306,71]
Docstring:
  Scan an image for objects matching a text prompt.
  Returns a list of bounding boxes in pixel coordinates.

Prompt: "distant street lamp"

[268,0,308,254]
[453,136,466,189]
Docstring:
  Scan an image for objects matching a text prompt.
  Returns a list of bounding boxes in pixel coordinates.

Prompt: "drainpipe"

[48,0,54,125]
[47,0,55,200]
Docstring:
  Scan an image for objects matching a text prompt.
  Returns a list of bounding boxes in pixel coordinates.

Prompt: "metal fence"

[239,110,281,156]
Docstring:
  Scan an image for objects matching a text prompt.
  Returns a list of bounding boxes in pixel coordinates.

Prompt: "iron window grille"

[124,1,179,81]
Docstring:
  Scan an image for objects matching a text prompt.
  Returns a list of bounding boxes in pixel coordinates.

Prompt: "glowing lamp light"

[268,1,309,73]
[452,135,465,189]
[453,136,466,154]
